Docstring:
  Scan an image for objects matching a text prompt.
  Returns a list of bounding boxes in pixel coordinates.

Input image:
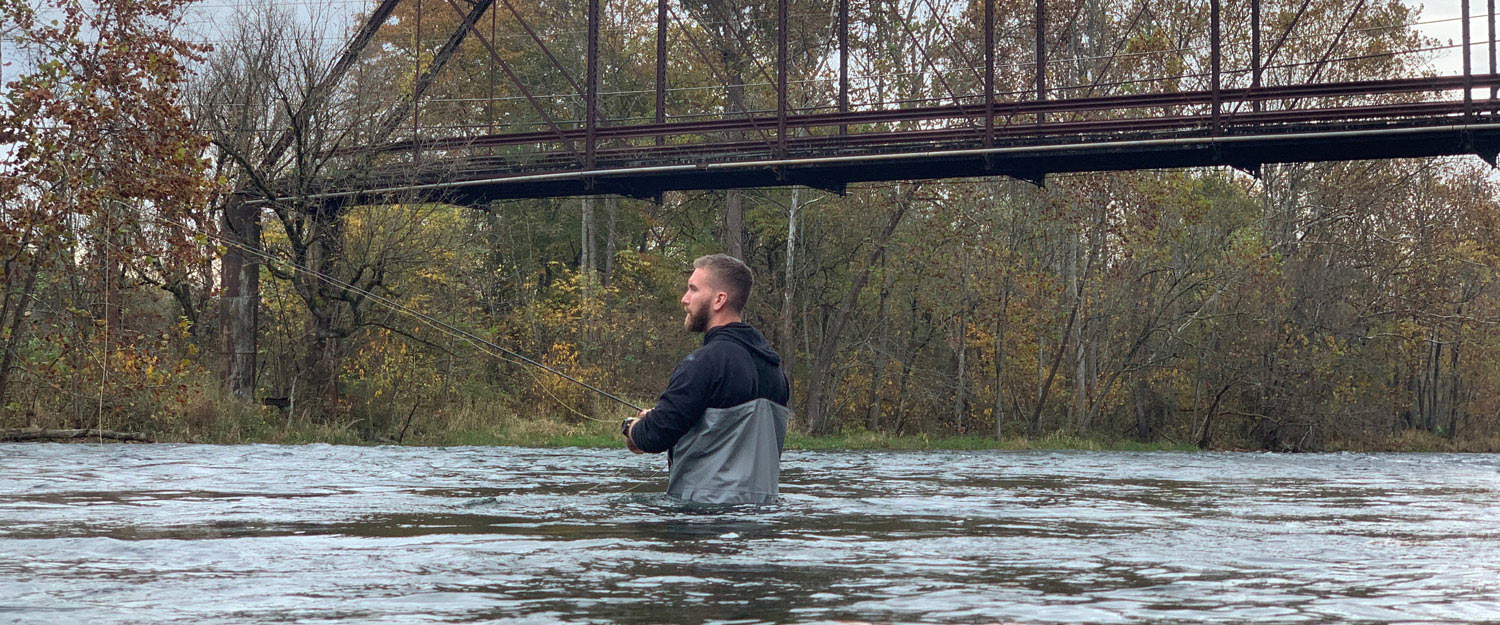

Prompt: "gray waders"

[666,398,790,504]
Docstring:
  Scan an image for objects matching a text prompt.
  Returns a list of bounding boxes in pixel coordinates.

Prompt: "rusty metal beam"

[374,0,495,145]
[667,6,777,144]
[984,0,994,147]
[1465,0,1475,122]
[431,99,1499,174]
[298,121,1500,207]
[777,0,788,157]
[490,2,497,134]
[436,0,584,162]
[839,0,849,136]
[369,75,1500,155]
[496,0,605,124]
[587,0,600,169]
[1211,0,1220,134]
[1491,0,1497,100]
[1252,0,1261,113]
[260,0,402,171]
[656,0,668,144]
[413,0,422,161]
[1035,0,1045,124]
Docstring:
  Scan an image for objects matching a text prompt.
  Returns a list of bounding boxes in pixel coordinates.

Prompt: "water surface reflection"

[1,444,1498,624]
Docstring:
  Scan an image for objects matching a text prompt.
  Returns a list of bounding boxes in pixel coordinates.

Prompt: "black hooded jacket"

[631,322,790,454]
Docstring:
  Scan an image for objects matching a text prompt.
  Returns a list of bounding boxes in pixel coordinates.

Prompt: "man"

[622,254,791,504]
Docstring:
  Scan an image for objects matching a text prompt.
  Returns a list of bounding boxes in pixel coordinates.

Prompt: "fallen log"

[0,428,153,443]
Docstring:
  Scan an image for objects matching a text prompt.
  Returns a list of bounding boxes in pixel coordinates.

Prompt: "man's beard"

[684,301,710,333]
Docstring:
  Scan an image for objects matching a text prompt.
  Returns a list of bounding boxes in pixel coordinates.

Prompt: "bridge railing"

[309,0,1500,188]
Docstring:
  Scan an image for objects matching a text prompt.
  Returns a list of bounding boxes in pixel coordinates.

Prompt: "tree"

[196,5,455,415]
[0,0,212,424]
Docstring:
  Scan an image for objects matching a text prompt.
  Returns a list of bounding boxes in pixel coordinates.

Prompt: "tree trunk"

[804,198,910,434]
[1447,335,1461,439]
[1029,293,1080,436]
[0,255,42,415]
[993,280,1010,439]
[724,190,744,260]
[581,196,595,274]
[293,205,346,417]
[781,187,800,396]
[1033,335,1045,436]
[602,195,618,289]
[580,196,598,356]
[300,314,342,417]
[1425,331,1440,432]
[1133,379,1151,442]
[1197,384,1232,449]
[868,254,891,432]
[953,245,970,432]
[100,227,124,341]
[1069,233,1088,433]
[164,281,198,334]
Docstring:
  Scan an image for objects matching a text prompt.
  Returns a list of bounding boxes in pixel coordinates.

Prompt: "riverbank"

[24,393,1498,452]
[413,427,1499,452]
[182,412,1199,451]
[165,401,1199,450]
[430,425,1203,452]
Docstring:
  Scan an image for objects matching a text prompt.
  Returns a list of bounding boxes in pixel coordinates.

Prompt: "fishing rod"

[161,217,646,417]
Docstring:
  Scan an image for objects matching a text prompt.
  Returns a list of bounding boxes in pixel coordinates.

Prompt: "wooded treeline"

[3,0,1500,449]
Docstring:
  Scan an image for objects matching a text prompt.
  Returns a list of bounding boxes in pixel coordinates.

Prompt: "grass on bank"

[786,430,1197,452]
[121,391,1500,452]
[1324,429,1500,453]
[428,426,1199,451]
[176,393,1197,450]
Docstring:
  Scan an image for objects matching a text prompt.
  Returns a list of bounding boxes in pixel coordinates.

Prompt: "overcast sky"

[0,0,1492,111]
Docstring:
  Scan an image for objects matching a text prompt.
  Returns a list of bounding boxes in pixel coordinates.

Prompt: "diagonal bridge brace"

[372,0,498,145]
[437,0,586,164]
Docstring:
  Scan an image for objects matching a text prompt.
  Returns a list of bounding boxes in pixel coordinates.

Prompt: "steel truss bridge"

[270,0,1500,208]
[219,0,1500,398]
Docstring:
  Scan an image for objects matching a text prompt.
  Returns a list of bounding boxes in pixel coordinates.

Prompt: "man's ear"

[713,291,729,311]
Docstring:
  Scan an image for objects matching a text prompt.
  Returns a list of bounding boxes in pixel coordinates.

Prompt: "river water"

[1,444,1498,624]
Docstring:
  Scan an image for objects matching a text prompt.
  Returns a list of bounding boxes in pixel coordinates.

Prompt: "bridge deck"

[294,76,1500,207]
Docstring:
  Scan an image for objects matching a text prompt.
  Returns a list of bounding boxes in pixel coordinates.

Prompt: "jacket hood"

[705,322,782,367]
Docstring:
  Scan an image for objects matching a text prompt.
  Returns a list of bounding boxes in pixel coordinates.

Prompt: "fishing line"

[159,216,646,418]
[162,213,664,495]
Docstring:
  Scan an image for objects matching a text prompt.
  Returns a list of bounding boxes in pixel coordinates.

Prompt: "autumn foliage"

[4,0,1500,450]
[1,0,214,431]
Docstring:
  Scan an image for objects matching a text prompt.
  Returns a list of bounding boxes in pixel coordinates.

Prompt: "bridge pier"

[220,194,259,401]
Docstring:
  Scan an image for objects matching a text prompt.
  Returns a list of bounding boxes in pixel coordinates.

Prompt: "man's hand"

[622,410,648,454]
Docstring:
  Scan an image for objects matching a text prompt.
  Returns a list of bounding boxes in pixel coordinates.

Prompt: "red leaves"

[0,0,216,424]
[2,0,214,258]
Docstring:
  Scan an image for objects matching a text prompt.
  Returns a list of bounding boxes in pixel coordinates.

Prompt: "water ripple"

[2,444,1498,623]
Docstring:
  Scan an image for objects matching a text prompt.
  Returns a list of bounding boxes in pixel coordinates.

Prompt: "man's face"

[681,267,716,333]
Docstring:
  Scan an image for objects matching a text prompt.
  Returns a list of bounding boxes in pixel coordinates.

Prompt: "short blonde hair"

[693,254,753,312]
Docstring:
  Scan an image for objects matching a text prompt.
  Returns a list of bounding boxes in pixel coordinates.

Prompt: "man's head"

[681,254,753,333]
